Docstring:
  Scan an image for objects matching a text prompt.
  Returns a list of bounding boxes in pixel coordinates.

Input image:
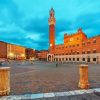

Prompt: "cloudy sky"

[0,0,100,50]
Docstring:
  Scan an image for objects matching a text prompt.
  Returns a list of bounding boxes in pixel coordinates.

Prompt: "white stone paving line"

[44,93,55,98]
[0,88,100,100]
[55,92,65,96]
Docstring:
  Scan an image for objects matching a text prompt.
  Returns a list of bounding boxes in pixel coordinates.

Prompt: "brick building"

[0,41,26,60]
[37,50,48,61]
[47,8,100,63]
[25,48,38,60]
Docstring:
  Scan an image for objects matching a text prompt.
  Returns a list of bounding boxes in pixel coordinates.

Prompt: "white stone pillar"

[0,67,10,96]
[78,64,89,89]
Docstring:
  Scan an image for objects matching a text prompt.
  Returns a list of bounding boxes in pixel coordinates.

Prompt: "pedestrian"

[56,63,58,67]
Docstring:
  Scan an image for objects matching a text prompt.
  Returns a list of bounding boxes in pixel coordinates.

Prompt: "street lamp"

[8,52,14,60]
[21,54,25,57]
[50,44,52,47]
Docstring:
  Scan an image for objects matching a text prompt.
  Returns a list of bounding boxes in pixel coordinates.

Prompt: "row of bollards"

[0,64,89,96]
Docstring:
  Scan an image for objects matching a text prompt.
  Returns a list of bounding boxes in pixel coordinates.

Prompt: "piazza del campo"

[0,1,100,100]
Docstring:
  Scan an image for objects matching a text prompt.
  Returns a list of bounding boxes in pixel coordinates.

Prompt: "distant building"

[0,41,26,60]
[37,50,48,61]
[47,8,100,63]
[25,48,37,60]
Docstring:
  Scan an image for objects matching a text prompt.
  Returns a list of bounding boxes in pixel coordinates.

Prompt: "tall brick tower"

[48,8,56,48]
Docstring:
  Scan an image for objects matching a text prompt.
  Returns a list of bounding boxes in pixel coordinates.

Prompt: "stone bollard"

[0,67,10,96]
[78,64,89,89]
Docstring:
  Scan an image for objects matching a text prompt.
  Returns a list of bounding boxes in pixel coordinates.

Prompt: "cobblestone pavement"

[2,61,100,95]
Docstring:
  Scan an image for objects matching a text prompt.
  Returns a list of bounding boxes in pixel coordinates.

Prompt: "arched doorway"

[47,54,54,62]
[87,58,90,63]
[48,55,52,61]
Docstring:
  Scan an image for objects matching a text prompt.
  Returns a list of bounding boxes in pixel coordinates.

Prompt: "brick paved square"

[3,61,100,95]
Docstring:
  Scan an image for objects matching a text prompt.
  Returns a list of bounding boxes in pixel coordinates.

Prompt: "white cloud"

[26,34,41,41]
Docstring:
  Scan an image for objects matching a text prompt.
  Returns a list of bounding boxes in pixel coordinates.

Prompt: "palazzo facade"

[47,8,100,63]
[0,41,26,60]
